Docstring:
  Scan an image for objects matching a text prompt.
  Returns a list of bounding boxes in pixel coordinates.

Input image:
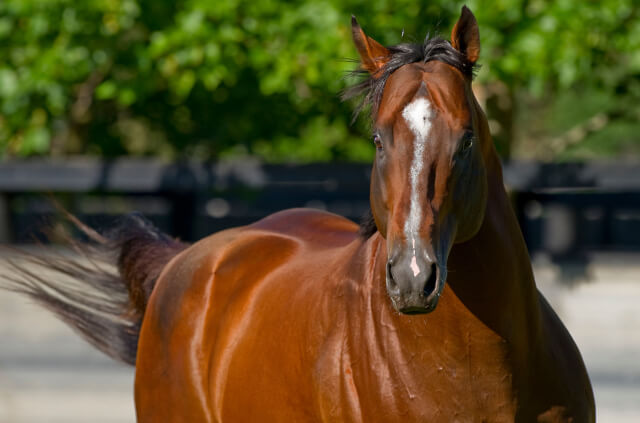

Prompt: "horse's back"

[135,208,361,422]
[147,208,359,322]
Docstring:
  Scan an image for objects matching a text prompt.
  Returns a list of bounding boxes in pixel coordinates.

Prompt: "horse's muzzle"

[386,252,443,314]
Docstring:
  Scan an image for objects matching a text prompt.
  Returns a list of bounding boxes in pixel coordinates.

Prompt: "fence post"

[0,194,9,243]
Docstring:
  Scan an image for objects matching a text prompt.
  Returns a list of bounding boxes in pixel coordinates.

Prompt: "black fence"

[1,159,640,259]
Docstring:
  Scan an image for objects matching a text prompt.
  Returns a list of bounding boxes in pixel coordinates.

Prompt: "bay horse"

[3,6,594,422]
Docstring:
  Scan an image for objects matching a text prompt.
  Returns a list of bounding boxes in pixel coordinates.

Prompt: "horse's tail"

[1,212,188,366]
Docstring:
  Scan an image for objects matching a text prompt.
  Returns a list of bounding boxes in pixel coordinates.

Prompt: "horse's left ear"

[451,5,480,64]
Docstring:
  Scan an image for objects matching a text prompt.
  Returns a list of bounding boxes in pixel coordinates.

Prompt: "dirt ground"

[1,249,638,423]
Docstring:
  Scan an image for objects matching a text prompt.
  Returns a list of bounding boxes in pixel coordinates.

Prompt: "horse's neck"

[447,153,542,347]
[364,153,542,347]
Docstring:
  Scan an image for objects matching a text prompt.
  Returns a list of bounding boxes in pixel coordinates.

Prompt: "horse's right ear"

[351,16,390,75]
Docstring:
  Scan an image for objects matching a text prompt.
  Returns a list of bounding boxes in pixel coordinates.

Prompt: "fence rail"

[1,159,640,258]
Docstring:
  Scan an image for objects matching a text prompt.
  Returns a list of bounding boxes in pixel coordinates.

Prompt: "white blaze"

[410,256,420,277]
[401,97,433,272]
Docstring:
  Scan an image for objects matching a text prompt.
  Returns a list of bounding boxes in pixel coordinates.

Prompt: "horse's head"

[349,7,489,314]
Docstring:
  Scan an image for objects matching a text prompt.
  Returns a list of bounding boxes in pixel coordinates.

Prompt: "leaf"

[96,80,117,99]
[19,127,50,155]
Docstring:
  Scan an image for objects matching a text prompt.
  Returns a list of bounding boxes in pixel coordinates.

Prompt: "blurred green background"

[0,0,638,162]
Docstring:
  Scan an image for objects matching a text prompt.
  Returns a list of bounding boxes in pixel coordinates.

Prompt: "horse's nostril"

[423,262,437,297]
[386,260,399,292]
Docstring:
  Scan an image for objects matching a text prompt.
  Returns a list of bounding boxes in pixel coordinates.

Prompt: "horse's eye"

[373,134,383,150]
[458,132,474,155]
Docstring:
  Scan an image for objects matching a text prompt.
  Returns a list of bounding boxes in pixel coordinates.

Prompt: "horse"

[2,6,594,422]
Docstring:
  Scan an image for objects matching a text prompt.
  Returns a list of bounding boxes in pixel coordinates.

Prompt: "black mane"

[344,35,479,239]
[357,209,378,239]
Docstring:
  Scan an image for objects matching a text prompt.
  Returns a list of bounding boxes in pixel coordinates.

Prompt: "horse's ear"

[351,16,390,75]
[451,6,480,64]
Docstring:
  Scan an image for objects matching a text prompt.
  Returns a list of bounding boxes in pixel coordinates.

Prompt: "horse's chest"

[314,322,517,422]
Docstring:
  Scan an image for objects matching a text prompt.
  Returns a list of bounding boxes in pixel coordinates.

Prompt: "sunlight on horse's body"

[4,7,594,422]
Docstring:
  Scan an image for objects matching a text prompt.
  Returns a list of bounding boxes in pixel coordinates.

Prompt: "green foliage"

[469,0,640,159]
[0,0,638,161]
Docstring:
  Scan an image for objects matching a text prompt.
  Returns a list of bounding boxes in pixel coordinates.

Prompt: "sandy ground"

[0,248,638,422]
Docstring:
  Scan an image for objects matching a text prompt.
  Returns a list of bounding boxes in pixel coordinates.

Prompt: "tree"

[1,0,638,161]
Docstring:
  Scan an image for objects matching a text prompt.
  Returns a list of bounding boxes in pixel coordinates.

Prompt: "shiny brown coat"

[134,7,594,422]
